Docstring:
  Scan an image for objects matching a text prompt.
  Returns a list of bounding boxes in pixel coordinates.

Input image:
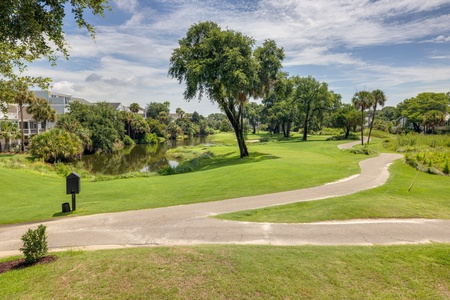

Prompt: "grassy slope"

[0,135,365,224]
[1,244,449,299]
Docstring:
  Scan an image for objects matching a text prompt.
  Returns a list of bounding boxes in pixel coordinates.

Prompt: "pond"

[80,136,214,175]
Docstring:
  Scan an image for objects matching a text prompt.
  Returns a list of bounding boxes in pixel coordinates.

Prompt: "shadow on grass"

[52,211,73,218]
[0,154,16,158]
[198,151,280,172]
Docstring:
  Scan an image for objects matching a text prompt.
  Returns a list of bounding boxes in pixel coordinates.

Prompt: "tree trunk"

[19,103,25,152]
[360,107,364,146]
[302,104,311,141]
[344,127,350,139]
[285,121,291,138]
[35,118,40,135]
[367,103,377,144]
[223,101,249,158]
[412,123,421,133]
[235,128,248,157]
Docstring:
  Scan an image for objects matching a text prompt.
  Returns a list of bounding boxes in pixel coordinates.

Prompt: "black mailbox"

[66,172,80,194]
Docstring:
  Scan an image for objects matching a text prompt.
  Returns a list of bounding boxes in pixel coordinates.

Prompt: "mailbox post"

[66,172,80,211]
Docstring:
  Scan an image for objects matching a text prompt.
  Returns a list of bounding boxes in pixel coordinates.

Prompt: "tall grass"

[383,133,450,175]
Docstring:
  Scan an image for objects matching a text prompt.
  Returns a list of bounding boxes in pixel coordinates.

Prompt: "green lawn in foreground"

[1,244,449,299]
[0,135,366,224]
[216,160,450,222]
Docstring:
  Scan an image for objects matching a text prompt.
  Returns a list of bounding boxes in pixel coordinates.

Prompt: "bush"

[123,135,135,146]
[138,133,159,144]
[29,129,83,163]
[54,162,71,177]
[444,160,449,175]
[348,146,376,155]
[319,127,343,136]
[20,224,48,264]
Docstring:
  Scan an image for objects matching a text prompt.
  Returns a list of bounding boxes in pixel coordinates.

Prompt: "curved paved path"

[1,142,449,258]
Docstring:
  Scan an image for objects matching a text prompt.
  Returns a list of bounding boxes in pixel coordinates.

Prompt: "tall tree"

[367,89,387,143]
[245,102,263,134]
[0,0,110,77]
[293,76,334,141]
[9,78,37,152]
[169,21,284,157]
[1,1,109,116]
[398,92,450,133]
[26,97,57,133]
[262,73,296,137]
[146,102,170,120]
[0,120,20,152]
[129,103,140,114]
[352,90,374,145]
[422,110,446,134]
[330,104,360,139]
[175,107,185,119]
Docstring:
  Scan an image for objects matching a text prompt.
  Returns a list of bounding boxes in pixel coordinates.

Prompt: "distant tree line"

[0,93,234,162]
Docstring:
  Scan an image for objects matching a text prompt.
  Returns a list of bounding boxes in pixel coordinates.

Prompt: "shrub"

[54,162,71,177]
[138,133,159,144]
[348,146,376,155]
[443,160,449,175]
[20,224,48,264]
[29,129,83,163]
[123,135,135,146]
[319,127,343,136]
[158,165,177,175]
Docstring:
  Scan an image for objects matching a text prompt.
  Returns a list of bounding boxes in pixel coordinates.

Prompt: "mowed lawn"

[1,244,449,299]
[216,159,450,222]
[2,135,450,299]
[0,136,366,225]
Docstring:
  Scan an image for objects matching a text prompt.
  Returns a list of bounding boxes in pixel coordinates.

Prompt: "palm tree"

[129,103,140,114]
[12,81,36,152]
[352,90,374,146]
[175,107,185,118]
[0,120,20,152]
[367,89,386,143]
[422,110,445,134]
[26,97,57,133]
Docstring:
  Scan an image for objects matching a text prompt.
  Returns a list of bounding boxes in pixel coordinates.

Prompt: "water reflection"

[81,136,212,175]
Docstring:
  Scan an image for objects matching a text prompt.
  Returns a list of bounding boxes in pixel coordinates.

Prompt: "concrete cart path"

[1,143,449,258]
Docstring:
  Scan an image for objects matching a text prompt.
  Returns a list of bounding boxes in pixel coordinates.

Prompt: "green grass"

[1,244,449,299]
[0,134,366,225]
[216,160,450,223]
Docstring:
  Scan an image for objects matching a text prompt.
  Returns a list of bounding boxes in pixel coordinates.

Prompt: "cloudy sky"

[27,0,450,115]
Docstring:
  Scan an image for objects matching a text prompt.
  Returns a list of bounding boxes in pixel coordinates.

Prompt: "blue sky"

[27,0,450,115]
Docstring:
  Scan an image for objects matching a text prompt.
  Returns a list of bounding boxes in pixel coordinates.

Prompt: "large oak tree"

[293,76,335,141]
[397,92,450,133]
[169,21,284,158]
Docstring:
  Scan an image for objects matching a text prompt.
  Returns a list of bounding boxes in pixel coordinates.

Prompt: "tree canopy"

[169,21,284,157]
[398,92,450,133]
[352,90,374,145]
[0,0,110,77]
[57,101,124,154]
[293,76,335,141]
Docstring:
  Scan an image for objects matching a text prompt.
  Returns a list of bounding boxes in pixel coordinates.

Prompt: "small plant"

[20,224,48,264]
[443,160,449,175]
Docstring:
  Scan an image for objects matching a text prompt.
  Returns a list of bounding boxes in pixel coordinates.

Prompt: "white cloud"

[434,35,450,43]
[51,81,77,95]
[24,0,450,114]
